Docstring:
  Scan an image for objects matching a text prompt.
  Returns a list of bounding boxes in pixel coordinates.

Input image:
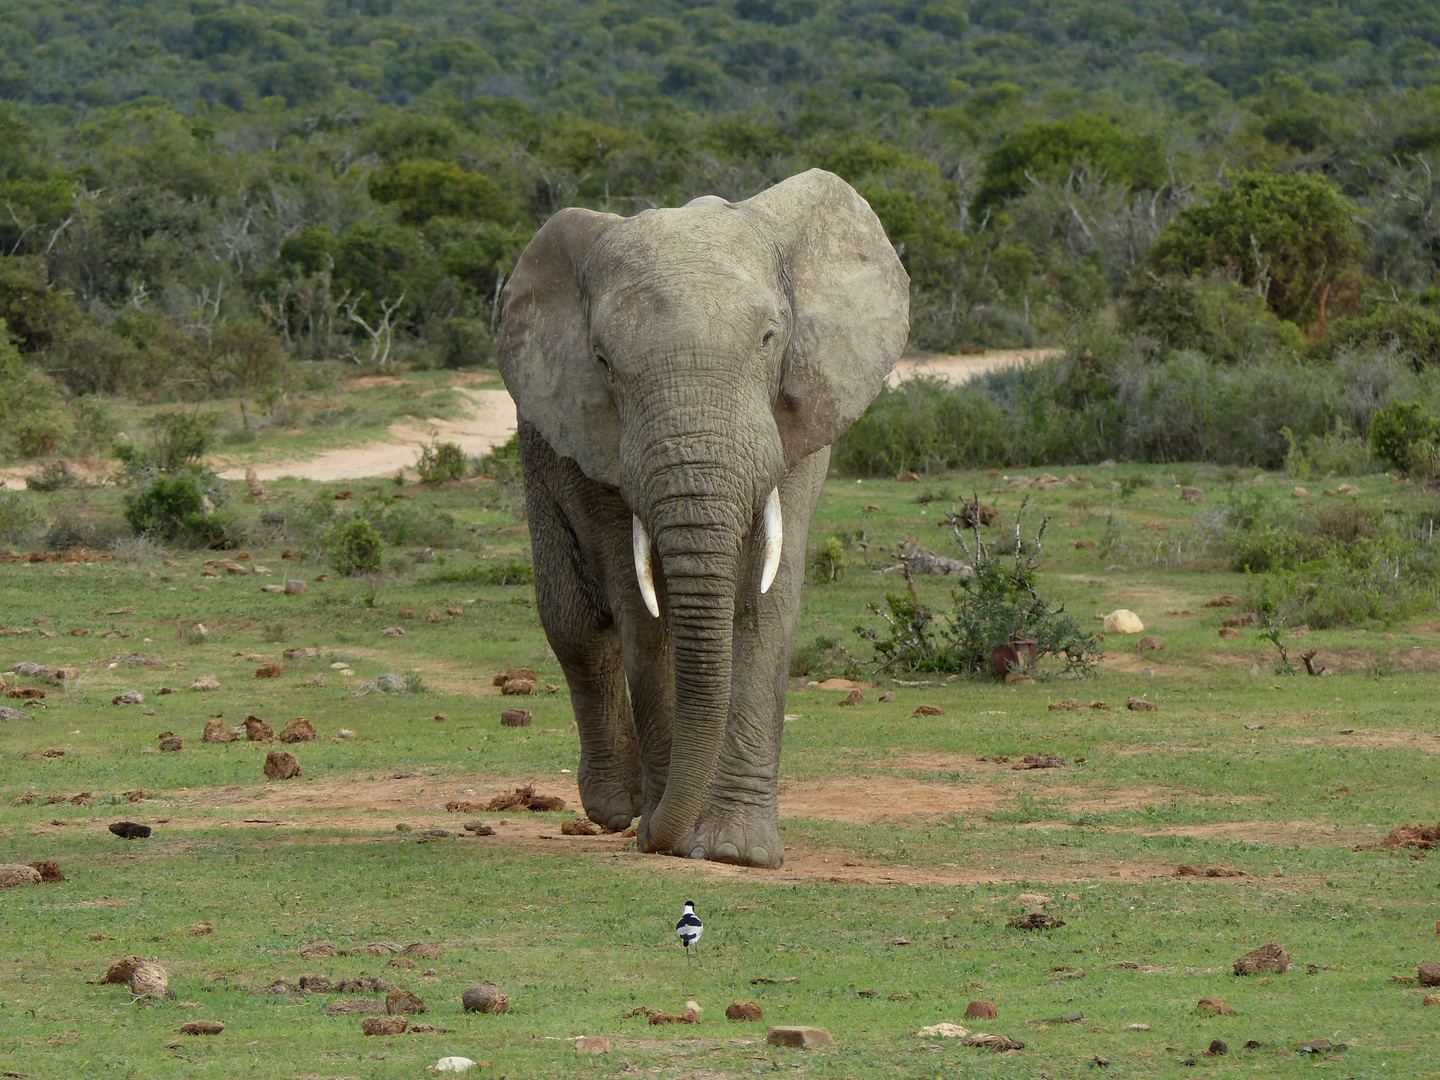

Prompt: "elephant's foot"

[578,768,641,831]
[672,802,784,869]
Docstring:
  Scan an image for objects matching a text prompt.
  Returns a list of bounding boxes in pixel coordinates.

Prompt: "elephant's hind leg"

[522,425,642,829]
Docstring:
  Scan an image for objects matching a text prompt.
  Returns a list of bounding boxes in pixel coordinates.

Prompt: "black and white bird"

[675,899,703,962]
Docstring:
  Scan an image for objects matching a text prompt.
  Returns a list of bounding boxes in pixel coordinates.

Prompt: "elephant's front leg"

[521,425,642,830]
[671,449,830,869]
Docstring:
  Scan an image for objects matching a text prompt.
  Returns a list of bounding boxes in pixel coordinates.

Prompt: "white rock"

[917,1022,969,1038]
[1102,609,1144,634]
[429,1058,476,1074]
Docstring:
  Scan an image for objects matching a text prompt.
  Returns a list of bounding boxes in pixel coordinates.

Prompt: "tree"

[1148,171,1363,325]
[368,161,516,226]
[975,114,1167,212]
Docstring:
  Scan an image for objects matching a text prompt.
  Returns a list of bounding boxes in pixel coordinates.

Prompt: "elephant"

[495,169,909,868]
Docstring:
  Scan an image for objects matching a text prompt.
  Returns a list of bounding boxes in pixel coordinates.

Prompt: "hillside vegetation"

[1,0,1439,468]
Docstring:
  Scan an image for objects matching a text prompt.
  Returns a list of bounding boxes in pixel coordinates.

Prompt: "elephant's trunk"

[643,508,741,852]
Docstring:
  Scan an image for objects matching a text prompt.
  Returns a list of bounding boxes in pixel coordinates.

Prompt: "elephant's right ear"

[497,206,625,487]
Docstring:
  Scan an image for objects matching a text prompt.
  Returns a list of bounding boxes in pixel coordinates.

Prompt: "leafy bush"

[1119,272,1302,364]
[857,500,1102,678]
[789,635,857,679]
[416,439,467,483]
[1368,401,1439,473]
[0,491,46,547]
[25,460,74,491]
[122,471,225,546]
[807,536,848,584]
[1315,304,1440,369]
[325,517,384,576]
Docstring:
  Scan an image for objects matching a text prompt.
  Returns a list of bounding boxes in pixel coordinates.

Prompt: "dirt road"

[214,387,518,483]
[887,347,1060,387]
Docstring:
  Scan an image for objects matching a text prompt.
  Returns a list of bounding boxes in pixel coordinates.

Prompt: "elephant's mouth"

[630,486,782,619]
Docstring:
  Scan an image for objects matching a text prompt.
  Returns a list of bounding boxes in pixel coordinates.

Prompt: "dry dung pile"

[202,718,235,742]
[494,668,537,695]
[1196,998,1233,1015]
[561,818,600,835]
[279,717,316,743]
[99,956,168,999]
[1234,943,1290,975]
[0,863,42,887]
[1377,822,1440,850]
[1008,913,1065,930]
[362,1016,408,1036]
[263,751,302,780]
[462,984,508,1013]
[481,785,565,812]
[27,859,64,881]
[961,1032,1024,1051]
[386,989,427,1015]
[176,1021,224,1035]
[327,999,388,1015]
[726,1001,763,1020]
[243,716,274,742]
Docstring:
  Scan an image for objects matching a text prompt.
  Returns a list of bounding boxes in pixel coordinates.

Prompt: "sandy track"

[887,348,1061,387]
[215,387,518,483]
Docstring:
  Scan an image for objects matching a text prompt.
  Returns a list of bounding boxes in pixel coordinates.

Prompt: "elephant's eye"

[761,330,775,347]
[595,353,610,372]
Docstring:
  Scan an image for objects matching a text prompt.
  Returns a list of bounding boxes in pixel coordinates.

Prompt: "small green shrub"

[807,536,848,584]
[416,439,467,483]
[325,517,384,576]
[122,471,225,547]
[789,635,856,679]
[474,432,522,483]
[428,559,533,585]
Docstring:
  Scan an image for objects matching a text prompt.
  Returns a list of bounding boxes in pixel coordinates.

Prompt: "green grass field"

[1,465,1437,1079]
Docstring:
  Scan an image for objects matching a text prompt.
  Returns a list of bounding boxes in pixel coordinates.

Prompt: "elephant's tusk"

[632,514,660,618]
[760,487,783,594]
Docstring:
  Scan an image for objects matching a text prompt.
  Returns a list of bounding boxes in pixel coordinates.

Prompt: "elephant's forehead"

[589,202,775,277]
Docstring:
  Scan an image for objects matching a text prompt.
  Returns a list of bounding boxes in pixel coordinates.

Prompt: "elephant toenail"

[715,842,740,860]
[749,846,770,865]
[690,847,706,860]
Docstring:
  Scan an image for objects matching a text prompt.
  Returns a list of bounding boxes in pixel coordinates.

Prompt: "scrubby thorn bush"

[856,496,1102,678]
[416,439,467,483]
[325,516,384,576]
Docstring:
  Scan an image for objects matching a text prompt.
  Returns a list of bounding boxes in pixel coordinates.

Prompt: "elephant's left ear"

[742,169,910,469]
[497,206,626,487]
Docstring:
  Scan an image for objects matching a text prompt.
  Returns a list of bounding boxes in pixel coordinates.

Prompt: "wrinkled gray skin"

[496,170,909,868]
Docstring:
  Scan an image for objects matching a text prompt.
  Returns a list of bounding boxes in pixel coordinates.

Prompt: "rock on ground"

[190,675,221,691]
[376,673,406,691]
[1103,610,1144,634]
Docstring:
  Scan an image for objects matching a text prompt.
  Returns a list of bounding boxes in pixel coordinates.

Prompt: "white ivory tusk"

[633,514,660,618]
[760,487,783,594]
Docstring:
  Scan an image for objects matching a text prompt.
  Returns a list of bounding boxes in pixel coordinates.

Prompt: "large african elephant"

[496,169,909,868]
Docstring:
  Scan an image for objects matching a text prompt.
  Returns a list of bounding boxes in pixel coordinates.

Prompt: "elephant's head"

[497,170,908,852]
